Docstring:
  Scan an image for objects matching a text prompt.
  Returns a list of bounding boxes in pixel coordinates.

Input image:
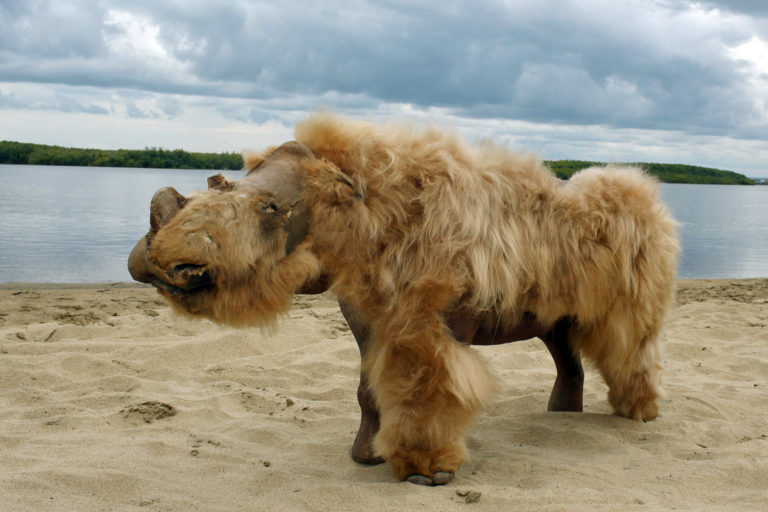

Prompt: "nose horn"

[150,187,187,232]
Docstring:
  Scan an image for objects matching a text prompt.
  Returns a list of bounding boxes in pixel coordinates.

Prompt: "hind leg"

[339,301,384,465]
[605,336,663,421]
[579,321,664,422]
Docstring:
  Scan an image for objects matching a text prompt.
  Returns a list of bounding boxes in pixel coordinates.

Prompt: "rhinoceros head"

[127,141,336,327]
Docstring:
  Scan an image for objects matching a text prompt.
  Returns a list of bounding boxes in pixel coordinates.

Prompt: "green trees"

[0,141,39,164]
[545,160,755,185]
[0,140,755,184]
[0,141,243,170]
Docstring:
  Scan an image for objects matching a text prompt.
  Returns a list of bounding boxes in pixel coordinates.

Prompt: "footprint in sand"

[121,401,177,424]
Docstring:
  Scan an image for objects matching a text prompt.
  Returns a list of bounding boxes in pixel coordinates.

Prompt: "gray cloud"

[0,88,23,108]
[125,100,152,119]
[0,0,766,157]
[697,1,768,17]
[0,85,109,115]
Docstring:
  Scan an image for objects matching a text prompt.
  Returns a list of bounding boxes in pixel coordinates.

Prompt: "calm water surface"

[661,184,768,279]
[0,165,246,283]
[1,165,766,282]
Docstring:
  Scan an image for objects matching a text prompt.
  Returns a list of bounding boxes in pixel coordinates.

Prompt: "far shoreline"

[2,278,765,291]
[1,141,757,185]
[0,282,153,290]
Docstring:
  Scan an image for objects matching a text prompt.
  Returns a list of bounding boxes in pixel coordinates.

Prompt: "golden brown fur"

[146,113,679,480]
[290,115,677,478]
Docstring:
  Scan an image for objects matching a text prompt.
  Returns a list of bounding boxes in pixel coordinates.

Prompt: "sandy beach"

[1,279,766,511]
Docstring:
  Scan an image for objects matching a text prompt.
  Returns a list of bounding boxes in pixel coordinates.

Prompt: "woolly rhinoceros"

[128,114,679,485]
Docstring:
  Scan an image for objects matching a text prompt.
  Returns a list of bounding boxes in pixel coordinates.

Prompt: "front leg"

[366,312,496,485]
[338,301,384,465]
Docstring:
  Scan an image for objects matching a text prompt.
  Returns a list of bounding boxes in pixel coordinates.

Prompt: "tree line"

[0,140,755,184]
[0,140,242,170]
[545,159,755,185]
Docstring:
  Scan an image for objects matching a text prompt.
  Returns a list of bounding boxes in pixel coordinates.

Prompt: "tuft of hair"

[243,146,278,172]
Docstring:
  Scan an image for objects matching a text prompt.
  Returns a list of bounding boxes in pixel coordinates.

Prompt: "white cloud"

[103,10,168,60]
[2,81,766,177]
[0,0,766,175]
[0,99,292,153]
[729,36,768,71]
[728,35,768,118]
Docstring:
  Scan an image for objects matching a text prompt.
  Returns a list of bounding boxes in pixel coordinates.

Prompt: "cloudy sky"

[1,0,766,175]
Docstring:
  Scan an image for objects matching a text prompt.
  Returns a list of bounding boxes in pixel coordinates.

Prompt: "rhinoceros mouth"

[146,267,214,296]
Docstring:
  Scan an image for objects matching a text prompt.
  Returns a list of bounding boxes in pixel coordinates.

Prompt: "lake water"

[1,164,766,282]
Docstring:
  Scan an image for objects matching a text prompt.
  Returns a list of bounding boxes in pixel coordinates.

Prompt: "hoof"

[406,471,454,486]
[352,453,385,465]
[407,474,433,486]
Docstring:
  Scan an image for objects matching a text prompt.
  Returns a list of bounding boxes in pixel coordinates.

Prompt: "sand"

[1,279,766,511]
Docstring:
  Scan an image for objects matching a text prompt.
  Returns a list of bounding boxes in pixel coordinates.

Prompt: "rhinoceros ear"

[207,173,234,191]
[336,170,364,200]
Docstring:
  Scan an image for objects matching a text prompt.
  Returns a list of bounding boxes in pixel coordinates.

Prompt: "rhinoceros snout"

[127,234,152,284]
[128,234,213,293]
[128,186,209,293]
